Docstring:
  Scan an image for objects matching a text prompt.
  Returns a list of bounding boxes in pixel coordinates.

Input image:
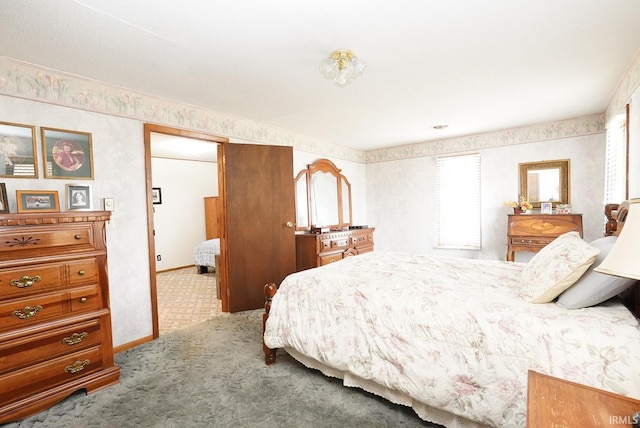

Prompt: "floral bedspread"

[263,251,640,427]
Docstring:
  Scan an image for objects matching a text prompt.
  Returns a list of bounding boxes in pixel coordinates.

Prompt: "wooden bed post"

[263,282,278,365]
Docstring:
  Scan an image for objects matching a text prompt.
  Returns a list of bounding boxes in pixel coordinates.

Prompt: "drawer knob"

[79,297,88,303]
[10,275,42,289]
[77,270,86,276]
[64,359,90,374]
[62,332,89,346]
[74,234,82,240]
[11,305,43,320]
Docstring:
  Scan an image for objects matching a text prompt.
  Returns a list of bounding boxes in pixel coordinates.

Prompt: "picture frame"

[41,127,94,179]
[540,202,553,214]
[16,190,60,213]
[66,184,92,211]
[0,121,38,178]
[0,183,8,213]
[152,187,162,205]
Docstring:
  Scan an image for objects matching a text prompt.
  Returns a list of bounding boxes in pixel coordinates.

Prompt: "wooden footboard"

[263,282,279,365]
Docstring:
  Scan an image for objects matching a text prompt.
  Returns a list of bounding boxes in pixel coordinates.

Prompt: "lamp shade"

[594,198,640,280]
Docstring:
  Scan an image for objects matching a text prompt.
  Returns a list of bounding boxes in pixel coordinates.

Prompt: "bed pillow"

[556,236,636,309]
[520,231,600,303]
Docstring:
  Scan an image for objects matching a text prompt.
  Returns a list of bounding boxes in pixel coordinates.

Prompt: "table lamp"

[594,198,640,428]
[595,198,640,280]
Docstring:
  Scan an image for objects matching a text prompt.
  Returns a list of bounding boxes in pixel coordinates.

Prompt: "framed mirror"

[294,158,352,231]
[519,159,570,208]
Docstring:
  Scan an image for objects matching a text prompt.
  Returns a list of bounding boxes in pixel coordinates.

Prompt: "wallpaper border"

[3,54,637,164]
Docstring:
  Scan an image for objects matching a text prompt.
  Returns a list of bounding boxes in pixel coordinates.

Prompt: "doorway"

[144,124,228,339]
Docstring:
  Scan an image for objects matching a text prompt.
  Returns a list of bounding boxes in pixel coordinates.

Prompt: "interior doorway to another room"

[144,124,228,339]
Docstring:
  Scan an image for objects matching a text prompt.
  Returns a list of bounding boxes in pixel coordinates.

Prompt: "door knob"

[286,221,294,228]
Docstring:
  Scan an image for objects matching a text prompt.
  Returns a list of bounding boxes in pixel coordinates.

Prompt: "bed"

[193,238,220,274]
[262,202,640,427]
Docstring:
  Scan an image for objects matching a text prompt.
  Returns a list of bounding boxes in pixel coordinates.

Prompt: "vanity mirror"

[519,159,570,208]
[294,158,352,231]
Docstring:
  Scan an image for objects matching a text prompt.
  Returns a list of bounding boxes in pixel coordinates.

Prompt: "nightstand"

[527,370,640,427]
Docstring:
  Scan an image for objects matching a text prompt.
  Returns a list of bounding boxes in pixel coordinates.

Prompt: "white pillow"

[556,236,636,309]
[520,231,600,303]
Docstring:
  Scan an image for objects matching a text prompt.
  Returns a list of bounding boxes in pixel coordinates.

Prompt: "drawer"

[0,224,95,257]
[0,292,65,331]
[319,253,343,265]
[0,345,103,406]
[0,285,101,332]
[509,237,554,246]
[67,259,99,286]
[0,263,64,299]
[356,244,374,255]
[0,318,102,374]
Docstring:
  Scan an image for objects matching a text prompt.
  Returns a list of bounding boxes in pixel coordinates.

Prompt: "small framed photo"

[152,187,162,205]
[66,184,92,210]
[0,121,38,178]
[41,127,94,179]
[0,183,8,213]
[540,202,553,214]
[16,190,60,213]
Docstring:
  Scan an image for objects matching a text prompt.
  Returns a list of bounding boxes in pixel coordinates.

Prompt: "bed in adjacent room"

[262,202,640,427]
[194,238,220,274]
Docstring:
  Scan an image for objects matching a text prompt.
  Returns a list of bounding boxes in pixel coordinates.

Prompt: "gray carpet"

[5,310,439,428]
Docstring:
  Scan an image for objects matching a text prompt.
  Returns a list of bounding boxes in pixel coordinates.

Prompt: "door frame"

[144,123,228,339]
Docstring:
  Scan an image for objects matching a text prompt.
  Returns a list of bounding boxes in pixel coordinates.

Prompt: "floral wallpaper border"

[1,53,638,164]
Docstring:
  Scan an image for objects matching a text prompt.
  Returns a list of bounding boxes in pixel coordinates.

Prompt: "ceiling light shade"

[594,198,640,280]
[320,49,366,86]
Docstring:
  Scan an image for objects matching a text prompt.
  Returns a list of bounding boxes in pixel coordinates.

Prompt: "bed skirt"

[284,347,490,428]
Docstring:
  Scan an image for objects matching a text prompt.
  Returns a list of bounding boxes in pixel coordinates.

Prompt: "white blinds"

[603,113,627,205]
[436,153,482,249]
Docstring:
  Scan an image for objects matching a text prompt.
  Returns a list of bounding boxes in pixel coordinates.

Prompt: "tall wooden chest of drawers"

[506,213,583,261]
[295,228,375,271]
[0,212,120,424]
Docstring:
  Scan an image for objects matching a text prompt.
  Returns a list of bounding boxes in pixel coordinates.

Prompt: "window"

[603,111,628,204]
[436,153,481,249]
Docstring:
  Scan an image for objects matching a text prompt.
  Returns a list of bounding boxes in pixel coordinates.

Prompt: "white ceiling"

[2,1,640,152]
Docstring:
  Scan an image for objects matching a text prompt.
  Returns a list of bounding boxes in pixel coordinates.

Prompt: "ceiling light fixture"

[320,49,366,87]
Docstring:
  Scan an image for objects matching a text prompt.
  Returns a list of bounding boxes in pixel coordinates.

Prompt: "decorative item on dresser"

[0,211,120,424]
[295,227,375,271]
[506,213,583,261]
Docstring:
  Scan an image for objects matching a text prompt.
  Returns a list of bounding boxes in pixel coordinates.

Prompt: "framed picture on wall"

[0,121,38,178]
[541,202,553,214]
[152,187,162,204]
[41,127,94,179]
[0,183,8,213]
[16,190,60,213]
[66,184,92,210]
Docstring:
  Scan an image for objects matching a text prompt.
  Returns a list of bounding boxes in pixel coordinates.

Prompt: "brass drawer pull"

[10,275,42,289]
[11,305,43,320]
[62,332,89,346]
[74,234,82,240]
[79,297,88,303]
[77,270,86,276]
[64,359,90,374]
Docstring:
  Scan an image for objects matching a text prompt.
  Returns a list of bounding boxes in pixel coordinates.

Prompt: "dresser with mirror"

[294,159,374,271]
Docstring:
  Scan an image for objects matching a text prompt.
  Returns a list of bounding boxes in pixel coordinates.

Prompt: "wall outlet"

[157,255,161,261]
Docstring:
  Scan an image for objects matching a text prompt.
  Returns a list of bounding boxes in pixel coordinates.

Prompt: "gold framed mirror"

[294,158,352,231]
[519,159,570,208]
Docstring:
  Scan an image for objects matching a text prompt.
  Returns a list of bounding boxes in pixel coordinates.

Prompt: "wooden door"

[218,143,296,312]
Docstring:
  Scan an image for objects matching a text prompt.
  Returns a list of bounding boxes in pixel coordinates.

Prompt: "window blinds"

[603,113,627,205]
[436,153,482,249]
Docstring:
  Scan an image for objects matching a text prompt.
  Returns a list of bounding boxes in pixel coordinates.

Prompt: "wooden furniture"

[294,158,352,231]
[506,213,583,261]
[204,196,220,240]
[527,370,640,427]
[0,212,120,424]
[295,228,375,271]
